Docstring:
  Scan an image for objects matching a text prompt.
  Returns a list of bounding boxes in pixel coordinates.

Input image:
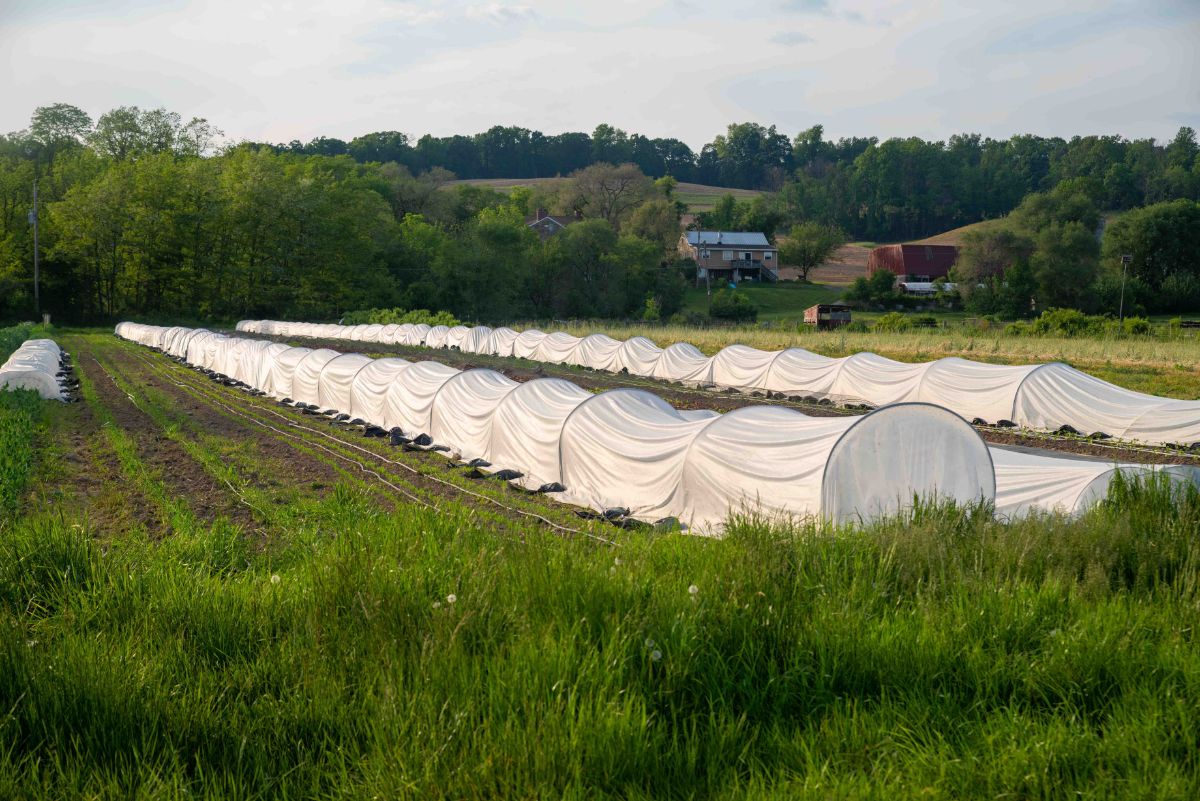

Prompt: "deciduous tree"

[568,163,653,227]
[778,221,845,281]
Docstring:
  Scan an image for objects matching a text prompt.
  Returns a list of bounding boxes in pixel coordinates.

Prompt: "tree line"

[2,102,1199,324]
[0,105,692,324]
[270,121,1200,241]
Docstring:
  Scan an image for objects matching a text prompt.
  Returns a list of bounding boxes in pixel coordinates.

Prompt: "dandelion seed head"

[446,593,457,604]
[650,649,662,662]
[688,584,699,596]
[432,600,442,609]
[270,574,281,585]
[645,638,656,649]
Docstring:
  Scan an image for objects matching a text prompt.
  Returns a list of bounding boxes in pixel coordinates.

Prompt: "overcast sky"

[2,0,1197,148]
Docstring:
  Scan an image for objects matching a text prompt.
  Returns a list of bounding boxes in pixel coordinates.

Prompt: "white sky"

[2,0,1197,148]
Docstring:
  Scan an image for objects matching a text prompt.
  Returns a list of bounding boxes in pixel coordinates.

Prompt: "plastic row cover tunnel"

[236,320,1200,447]
[989,446,1198,519]
[0,339,70,400]
[119,322,997,533]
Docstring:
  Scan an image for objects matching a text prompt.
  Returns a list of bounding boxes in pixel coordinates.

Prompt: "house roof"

[525,215,573,228]
[686,231,771,247]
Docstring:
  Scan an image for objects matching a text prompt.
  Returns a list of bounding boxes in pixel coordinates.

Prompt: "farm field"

[2,327,1200,798]
[451,177,763,211]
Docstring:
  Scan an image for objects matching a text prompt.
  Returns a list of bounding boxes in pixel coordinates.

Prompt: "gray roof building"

[685,231,771,247]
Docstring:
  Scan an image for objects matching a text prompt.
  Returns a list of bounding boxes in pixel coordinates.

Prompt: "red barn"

[868,244,958,281]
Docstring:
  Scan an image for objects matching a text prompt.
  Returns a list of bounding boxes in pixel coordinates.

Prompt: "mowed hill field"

[450,177,763,211]
[912,218,1005,246]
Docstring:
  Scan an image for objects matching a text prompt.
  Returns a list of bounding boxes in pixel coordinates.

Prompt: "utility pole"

[1118,253,1132,324]
[30,179,40,315]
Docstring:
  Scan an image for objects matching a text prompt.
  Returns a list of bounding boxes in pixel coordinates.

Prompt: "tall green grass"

[0,391,41,517]
[0,323,34,363]
[0,324,43,517]
[1,477,1198,798]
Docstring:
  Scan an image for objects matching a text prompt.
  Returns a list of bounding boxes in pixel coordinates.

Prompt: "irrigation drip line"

[127,346,617,545]
[92,356,140,409]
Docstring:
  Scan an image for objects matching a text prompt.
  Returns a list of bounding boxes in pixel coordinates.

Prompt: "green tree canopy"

[778,222,845,281]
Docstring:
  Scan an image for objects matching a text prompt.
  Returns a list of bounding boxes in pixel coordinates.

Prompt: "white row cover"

[0,338,66,400]
[236,320,1200,447]
[118,322,998,532]
[990,446,1198,519]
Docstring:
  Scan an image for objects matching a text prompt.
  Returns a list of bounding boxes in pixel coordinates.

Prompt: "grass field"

[911,218,1005,246]
[682,281,844,322]
[451,178,762,212]
[3,328,1200,797]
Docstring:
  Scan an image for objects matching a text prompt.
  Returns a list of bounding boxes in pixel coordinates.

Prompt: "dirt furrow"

[76,346,256,533]
[128,346,612,542]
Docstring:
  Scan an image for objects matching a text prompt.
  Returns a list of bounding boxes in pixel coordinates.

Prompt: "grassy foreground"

[2,329,1199,798]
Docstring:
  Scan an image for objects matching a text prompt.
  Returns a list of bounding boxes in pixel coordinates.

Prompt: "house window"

[722,250,733,260]
[764,251,773,260]
[701,249,710,258]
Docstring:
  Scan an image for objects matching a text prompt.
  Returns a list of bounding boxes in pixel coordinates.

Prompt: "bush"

[342,308,462,327]
[871,312,914,332]
[642,294,661,322]
[1004,308,1155,338]
[668,311,709,327]
[1027,308,1103,337]
[1122,316,1152,335]
[843,277,872,305]
[842,321,870,333]
[0,323,33,362]
[709,290,758,322]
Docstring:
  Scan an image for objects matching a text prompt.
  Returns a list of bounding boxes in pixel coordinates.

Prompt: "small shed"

[803,303,852,330]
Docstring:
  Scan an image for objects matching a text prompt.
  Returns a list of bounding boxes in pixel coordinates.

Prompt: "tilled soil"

[112,341,603,541]
[76,345,263,534]
[28,362,163,536]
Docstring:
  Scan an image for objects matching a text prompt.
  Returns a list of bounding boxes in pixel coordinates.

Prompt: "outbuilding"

[803,303,852,330]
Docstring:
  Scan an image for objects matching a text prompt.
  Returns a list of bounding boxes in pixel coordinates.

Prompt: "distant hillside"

[449,178,762,211]
[914,210,1125,247]
[911,219,1005,247]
